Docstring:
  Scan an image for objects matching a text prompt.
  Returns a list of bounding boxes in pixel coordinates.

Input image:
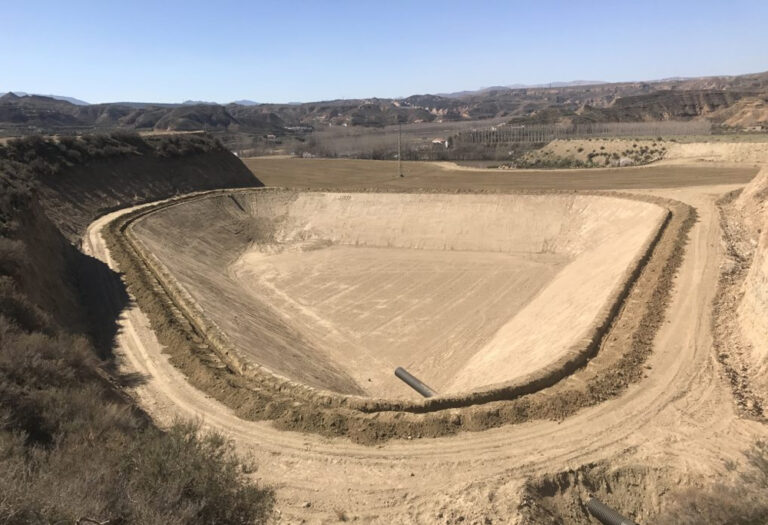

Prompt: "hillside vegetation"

[0,133,270,523]
[513,138,670,168]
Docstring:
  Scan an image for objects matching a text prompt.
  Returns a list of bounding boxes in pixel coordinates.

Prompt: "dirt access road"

[84,162,766,523]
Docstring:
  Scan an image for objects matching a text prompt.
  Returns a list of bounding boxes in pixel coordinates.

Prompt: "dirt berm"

[735,168,768,377]
[714,167,768,416]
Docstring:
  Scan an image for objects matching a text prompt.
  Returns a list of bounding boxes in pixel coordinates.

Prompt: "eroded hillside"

[3,70,768,137]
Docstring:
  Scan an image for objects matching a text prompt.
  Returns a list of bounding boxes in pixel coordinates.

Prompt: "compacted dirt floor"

[233,246,565,398]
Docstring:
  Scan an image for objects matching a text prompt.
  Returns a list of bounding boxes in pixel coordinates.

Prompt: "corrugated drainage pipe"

[587,498,638,525]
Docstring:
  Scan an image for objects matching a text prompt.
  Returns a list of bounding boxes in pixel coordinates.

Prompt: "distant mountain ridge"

[440,80,607,98]
[1,91,89,105]
[2,70,768,135]
[182,100,219,106]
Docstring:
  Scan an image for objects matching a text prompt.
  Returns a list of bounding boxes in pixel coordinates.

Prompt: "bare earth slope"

[39,149,259,241]
[723,168,768,406]
[737,169,768,372]
[130,190,665,399]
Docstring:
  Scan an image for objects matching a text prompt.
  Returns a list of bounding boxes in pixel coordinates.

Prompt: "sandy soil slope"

[83,167,768,523]
[715,168,768,415]
[129,191,665,399]
[736,169,768,372]
[664,141,768,166]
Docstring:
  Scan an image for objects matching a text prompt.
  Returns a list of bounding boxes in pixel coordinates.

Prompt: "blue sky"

[2,0,767,104]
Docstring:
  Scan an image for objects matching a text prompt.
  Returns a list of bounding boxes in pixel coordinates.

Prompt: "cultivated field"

[85,148,768,523]
[244,156,756,190]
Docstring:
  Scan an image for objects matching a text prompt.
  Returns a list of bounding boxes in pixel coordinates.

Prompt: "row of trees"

[455,121,712,146]
[289,120,712,161]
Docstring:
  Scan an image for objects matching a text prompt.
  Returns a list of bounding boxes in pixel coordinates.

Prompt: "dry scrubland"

[519,138,670,168]
[0,134,273,524]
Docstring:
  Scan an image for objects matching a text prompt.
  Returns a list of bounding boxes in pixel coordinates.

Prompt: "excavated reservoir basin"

[129,189,668,401]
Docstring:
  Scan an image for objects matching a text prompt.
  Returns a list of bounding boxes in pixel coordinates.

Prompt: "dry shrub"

[0,133,224,178]
[0,263,273,525]
[664,442,768,525]
[121,422,273,524]
[0,139,273,524]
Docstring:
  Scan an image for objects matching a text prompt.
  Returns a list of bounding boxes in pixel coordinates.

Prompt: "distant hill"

[0,91,90,105]
[441,80,606,98]
[2,70,768,136]
[108,101,180,109]
[0,93,286,135]
[182,100,218,106]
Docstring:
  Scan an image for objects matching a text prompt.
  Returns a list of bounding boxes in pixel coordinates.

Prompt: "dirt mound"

[521,138,669,168]
[736,169,768,389]
[712,167,768,417]
[521,463,674,524]
[521,447,768,525]
[665,142,768,165]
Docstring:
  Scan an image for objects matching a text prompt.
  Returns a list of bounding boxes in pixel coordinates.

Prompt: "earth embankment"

[129,190,667,399]
[38,148,260,241]
[735,169,768,394]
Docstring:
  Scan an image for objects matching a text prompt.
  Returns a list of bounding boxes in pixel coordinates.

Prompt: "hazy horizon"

[3,0,768,104]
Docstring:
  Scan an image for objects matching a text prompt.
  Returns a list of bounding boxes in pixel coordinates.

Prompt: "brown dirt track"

[84,158,768,523]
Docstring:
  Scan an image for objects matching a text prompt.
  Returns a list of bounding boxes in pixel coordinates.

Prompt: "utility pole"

[398,122,404,177]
